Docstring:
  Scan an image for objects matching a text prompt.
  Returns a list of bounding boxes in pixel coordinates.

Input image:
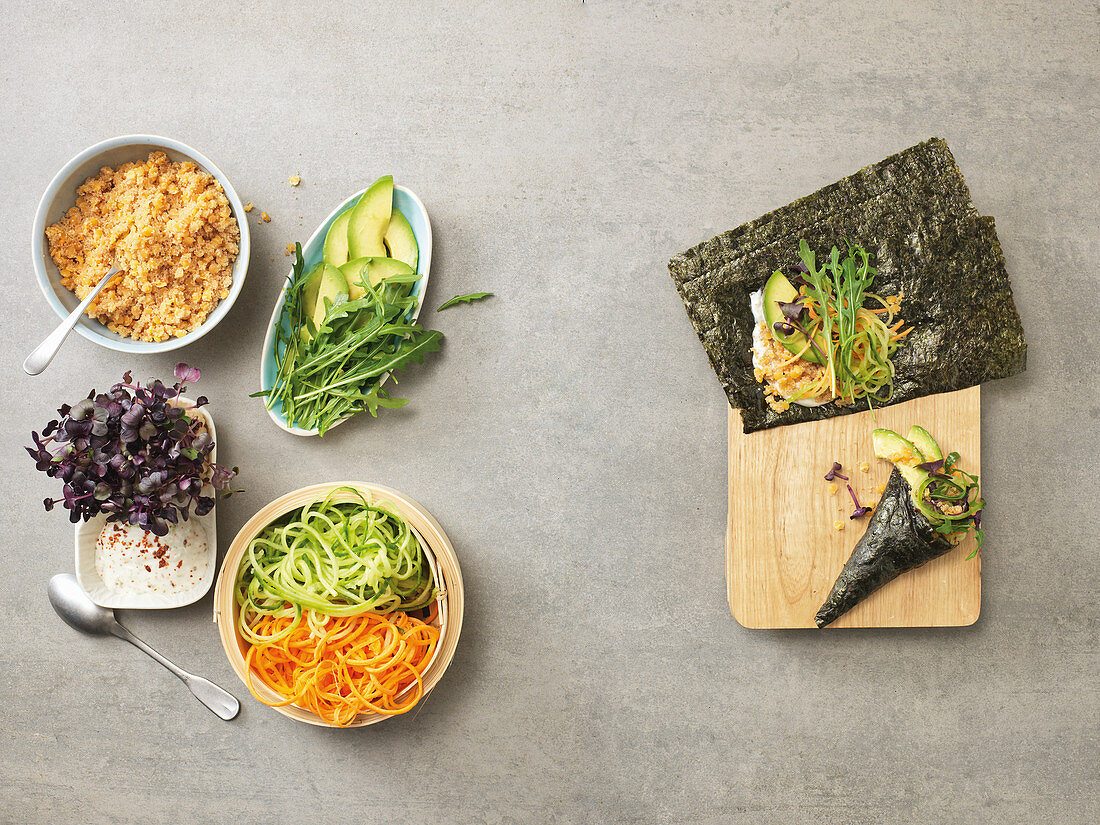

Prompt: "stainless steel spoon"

[24,266,120,375]
[48,573,240,720]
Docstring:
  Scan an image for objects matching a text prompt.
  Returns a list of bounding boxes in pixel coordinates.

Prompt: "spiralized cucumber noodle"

[236,487,435,643]
[780,240,910,405]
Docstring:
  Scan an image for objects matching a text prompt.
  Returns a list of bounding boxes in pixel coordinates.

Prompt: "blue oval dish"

[259,184,433,436]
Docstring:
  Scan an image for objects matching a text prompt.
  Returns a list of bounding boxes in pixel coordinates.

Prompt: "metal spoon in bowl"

[48,574,240,720]
[24,266,120,375]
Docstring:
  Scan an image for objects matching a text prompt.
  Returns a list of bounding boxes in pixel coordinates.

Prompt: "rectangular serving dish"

[75,398,218,609]
[727,387,981,629]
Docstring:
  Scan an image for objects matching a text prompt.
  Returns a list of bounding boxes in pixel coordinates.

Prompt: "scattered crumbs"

[285,243,295,256]
[859,461,870,472]
[244,202,254,212]
[828,483,838,495]
[261,212,271,222]
[833,521,844,531]
[289,174,301,186]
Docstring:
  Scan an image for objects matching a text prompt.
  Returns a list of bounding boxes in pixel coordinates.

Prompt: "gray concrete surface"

[2,2,1097,823]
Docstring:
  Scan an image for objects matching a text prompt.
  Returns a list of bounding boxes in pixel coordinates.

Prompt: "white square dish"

[74,399,218,609]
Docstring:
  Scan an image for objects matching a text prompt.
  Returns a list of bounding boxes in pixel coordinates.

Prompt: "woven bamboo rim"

[213,481,463,727]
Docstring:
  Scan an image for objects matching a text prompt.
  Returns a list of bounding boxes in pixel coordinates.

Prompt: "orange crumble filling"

[45,151,239,342]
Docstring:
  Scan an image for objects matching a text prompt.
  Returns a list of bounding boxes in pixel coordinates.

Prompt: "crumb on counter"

[833,521,844,531]
[859,461,870,472]
[828,483,838,495]
[44,151,238,342]
[244,201,254,212]
[285,243,295,256]
[261,211,271,222]
[289,174,301,186]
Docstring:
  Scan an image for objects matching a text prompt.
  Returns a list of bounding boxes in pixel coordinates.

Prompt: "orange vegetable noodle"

[245,605,440,726]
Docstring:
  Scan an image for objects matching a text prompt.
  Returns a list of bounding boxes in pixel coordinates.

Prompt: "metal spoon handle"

[111,624,240,720]
[24,266,120,375]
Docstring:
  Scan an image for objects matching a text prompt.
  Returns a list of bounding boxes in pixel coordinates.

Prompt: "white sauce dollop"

[749,287,827,407]
[95,519,208,596]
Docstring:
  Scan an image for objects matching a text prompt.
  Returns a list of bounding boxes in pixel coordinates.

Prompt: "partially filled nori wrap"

[815,467,954,628]
[669,138,1027,432]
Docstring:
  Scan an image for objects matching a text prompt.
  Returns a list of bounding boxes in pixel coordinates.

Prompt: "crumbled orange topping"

[244,201,254,212]
[859,462,870,472]
[289,175,301,186]
[833,521,844,531]
[261,211,271,223]
[44,151,238,342]
[755,323,832,406]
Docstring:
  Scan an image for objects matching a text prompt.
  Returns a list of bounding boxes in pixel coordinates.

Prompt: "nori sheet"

[669,138,1027,433]
[815,467,955,628]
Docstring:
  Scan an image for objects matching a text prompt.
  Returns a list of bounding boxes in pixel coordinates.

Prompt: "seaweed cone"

[815,467,954,628]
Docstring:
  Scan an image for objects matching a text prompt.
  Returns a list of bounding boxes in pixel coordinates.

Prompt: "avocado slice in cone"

[815,467,954,628]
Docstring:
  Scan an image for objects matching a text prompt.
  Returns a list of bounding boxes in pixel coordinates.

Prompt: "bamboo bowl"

[213,481,463,727]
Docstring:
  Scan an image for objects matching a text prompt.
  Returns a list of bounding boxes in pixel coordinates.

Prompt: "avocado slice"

[322,210,352,267]
[383,208,418,271]
[872,428,930,495]
[339,257,414,300]
[762,270,825,364]
[366,256,415,282]
[347,176,393,260]
[311,263,349,331]
[300,263,325,324]
[907,426,943,463]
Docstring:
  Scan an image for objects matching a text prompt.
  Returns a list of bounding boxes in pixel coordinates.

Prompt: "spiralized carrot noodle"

[244,604,440,726]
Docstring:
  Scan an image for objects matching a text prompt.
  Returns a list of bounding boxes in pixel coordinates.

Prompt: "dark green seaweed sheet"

[669,138,1027,433]
[815,467,955,628]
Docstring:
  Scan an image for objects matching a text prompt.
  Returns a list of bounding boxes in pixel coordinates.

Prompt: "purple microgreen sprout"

[846,484,872,519]
[770,301,828,363]
[824,461,848,482]
[777,298,806,324]
[26,365,239,536]
[174,363,202,385]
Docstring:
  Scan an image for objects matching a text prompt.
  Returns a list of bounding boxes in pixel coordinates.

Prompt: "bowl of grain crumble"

[32,135,250,353]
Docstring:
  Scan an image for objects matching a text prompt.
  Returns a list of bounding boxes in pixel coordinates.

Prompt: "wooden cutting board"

[727,386,981,629]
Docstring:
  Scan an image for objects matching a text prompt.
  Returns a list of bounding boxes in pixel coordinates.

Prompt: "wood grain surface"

[727,386,981,629]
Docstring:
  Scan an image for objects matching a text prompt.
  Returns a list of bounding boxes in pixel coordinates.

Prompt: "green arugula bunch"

[254,245,442,435]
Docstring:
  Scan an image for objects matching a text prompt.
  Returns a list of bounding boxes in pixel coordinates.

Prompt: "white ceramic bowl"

[32,135,250,354]
[75,399,218,609]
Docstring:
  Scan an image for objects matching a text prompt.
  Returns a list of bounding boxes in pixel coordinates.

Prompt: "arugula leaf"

[256,242,444,433]
[437,292,493,311]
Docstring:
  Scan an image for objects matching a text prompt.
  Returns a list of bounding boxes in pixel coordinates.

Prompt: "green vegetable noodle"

[254,244,443,435]
[235,487,436,643]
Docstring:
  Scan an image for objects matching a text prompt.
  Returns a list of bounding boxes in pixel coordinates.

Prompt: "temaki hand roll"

[815,426,985,628]
[815,468,953,627]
